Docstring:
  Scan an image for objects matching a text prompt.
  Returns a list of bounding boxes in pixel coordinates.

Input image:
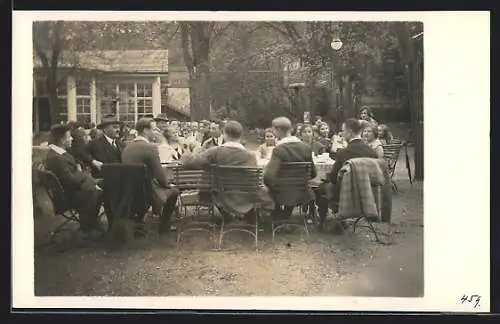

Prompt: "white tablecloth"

[257,155,335,185]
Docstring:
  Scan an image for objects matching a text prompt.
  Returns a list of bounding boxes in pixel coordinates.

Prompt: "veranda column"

[67,75,77,121]
[152,76,161,117]
[90,76,97,125]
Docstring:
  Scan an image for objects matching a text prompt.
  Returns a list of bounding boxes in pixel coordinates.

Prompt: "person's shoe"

[158,221,173,236]
[134,221,148,238]
[208,214,223,226]
[329,223,345,235]
[243,211,258,225]
[271,210,285,220]
[78,229,104,241]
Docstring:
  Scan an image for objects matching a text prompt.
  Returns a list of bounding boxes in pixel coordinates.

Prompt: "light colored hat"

[153,113,169,123]
[97,115,122,129]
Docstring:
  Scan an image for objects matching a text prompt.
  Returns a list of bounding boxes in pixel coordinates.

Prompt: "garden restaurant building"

[32,50,191,132]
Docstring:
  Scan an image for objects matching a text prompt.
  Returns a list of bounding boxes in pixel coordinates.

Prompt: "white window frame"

[76,80,91,125]
[136,82,153,121]
[116,82,136,126]
[99,81,154,126]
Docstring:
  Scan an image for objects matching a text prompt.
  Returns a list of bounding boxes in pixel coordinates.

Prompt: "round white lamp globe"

[331,39,343,51]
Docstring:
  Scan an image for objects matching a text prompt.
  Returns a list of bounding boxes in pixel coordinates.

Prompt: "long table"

[162,159,334,187]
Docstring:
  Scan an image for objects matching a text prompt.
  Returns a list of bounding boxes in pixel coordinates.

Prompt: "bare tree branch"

[179,22,194,73]
[164,22,181,47]
[33,23,50,70]
[210,22,236,49]
[283,22,302,42]
[264,22,292,40]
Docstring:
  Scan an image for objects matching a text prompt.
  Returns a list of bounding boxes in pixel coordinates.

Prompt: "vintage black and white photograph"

[13,11,490,312]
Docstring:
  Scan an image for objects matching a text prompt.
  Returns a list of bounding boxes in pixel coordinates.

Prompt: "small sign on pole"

[303,111,310,124]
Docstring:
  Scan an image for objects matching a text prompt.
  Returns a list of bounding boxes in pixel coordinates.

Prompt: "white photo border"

[12,11,491,312]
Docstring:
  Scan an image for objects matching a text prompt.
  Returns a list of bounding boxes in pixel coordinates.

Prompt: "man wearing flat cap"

[85,115,125,179]
[153,114,169,130]
[44,124,104,239]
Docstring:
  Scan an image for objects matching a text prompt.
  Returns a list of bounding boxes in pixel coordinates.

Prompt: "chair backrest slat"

[213,166,261,195]
[33,168,67,214]
[171,167,212,191]
[382,143,402,160]
[272,162,312,201]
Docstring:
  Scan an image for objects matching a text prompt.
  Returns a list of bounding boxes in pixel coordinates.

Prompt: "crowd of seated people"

[33,106,398,239]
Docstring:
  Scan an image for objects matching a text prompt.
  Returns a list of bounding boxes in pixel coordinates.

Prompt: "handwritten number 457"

[460,294,481,308]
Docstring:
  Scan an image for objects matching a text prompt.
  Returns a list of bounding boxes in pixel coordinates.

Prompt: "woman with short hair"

[362,125,384,159]
[258,128,276,159]
[359,106,378,127]
[299,124,326,156]
[377,124,394,145]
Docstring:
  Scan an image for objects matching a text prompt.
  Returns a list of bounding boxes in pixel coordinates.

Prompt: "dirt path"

[34,151,423,297]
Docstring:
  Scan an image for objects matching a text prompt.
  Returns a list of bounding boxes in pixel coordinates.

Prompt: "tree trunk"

[46,71,60,124]
[305,73,317,122]
[395,22,423,180]
[344,75,354,117]
[188,72,199,120]
[188,67,211,121]
[412,45,424,180]
[197,61,211,120]
[180,22,212,121]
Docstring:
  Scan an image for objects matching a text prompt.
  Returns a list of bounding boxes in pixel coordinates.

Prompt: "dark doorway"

[34,98,51,132]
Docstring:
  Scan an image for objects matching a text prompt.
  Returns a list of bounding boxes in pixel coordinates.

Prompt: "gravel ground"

[34,149,423,297]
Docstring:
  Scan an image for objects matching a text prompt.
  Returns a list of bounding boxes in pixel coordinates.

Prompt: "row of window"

[35,79,166,126]
[100,83,153,126]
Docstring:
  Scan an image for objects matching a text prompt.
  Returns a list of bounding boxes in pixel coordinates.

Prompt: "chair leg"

[176,221,182,249]
[391,181,398,193]
[254,211,259,250]
[366,219,381,242]
[352,216,363,233]
[49,216,75,243]
[217,220,225,250]
[301,207,310,236]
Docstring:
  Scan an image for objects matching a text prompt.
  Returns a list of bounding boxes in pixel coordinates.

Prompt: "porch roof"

[33,50,169,73]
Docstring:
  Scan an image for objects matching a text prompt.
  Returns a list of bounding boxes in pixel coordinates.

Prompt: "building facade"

[33,50,190,132]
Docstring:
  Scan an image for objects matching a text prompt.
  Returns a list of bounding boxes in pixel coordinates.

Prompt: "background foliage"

[33,20,423,179]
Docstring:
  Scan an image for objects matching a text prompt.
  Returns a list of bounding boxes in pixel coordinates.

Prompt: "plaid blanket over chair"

[338,158,386,220]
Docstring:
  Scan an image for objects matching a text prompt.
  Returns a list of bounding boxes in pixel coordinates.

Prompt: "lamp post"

[330,38,343,130]
[331,38,343,51]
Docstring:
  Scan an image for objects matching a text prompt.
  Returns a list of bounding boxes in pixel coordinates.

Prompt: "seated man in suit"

[182,120,273,223]
[263,117,317,220]
[86,116,125,179]
[201,122,225,149]
[324,118,378,211]
[121,118,180,235]
[44,124,103,239]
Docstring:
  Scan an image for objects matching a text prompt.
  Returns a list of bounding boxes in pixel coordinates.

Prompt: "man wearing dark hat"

[44,124,104,239]
[85,115,125,178]
[121,118,180,235]
[153,113,169,131]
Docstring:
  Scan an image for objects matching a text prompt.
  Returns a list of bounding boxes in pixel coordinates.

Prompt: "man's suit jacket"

[86,135,125,178]
[44,149,97,200]
[121,139,172,214]
[263,138,317,206]
[309,140,326,156]
[182,143,265,215]
[202,136,225,150]
[327,138,378,184]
